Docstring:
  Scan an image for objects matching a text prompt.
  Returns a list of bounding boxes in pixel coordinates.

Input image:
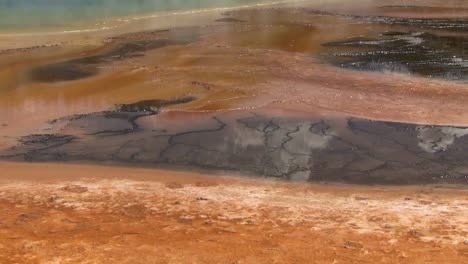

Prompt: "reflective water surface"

[0,0,467,186]
[0,0,268,32]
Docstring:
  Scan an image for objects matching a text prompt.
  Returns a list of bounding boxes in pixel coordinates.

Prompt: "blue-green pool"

[0,0,269,32]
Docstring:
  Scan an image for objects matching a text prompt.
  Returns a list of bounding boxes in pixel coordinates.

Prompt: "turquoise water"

[0,0,267,32]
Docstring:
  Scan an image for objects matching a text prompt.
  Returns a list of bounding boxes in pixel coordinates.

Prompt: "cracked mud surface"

[2,106,468,185]
[0,1,468,263]
[0,162,466,264]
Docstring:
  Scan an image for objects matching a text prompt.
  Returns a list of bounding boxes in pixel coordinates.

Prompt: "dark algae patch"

[304,8,468,32]
[72,39,193,65]
[2,110,468,185]
[269,7,468,81]
[323,31,468,81]
[215,17,246,23]
[28,31,199,83]
[376,5,468,31]
[368,17,468,32]
[115,96,196,113]
[28,63,98,83]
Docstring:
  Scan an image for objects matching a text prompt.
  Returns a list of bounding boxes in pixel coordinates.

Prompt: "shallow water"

[1,1,468,185]
[323,31,468,82]
[0,0,268,33]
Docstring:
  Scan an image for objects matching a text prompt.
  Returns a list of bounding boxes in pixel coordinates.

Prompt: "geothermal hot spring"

[0,1,467,263]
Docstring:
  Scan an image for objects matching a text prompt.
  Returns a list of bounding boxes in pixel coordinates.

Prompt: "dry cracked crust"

[2,101,468,185]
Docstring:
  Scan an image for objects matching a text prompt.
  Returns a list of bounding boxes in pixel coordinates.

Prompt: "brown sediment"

[1,38,468,154]
[0,162,466,263]
[291,0,468,19]
[377,5,468,19]
[0,1,468,262]
[215,17,246,23]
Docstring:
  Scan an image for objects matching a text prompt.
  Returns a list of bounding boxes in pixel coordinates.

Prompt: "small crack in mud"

[1,109,468,185]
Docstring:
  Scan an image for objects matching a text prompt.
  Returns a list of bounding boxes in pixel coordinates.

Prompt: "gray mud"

[2,104,468,185]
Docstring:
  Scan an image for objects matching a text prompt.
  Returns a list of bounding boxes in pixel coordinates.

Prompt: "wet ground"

[2,100,468,185]
[224,7,468,81]
[0,1,467,186]
[28,29,199,82]
[1,2,468,263]
[305,8,468,31]
[322,28,467,81]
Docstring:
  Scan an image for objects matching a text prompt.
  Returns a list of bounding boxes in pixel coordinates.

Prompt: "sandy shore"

[0,162,467,263]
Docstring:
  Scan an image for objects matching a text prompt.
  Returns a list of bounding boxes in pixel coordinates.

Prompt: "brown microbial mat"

[0,1,467,263]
